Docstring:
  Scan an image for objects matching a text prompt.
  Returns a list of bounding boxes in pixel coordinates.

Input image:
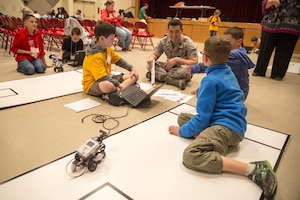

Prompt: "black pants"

[254,30,298,79]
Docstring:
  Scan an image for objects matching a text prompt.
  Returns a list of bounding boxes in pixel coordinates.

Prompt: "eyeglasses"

[200,51,212,59]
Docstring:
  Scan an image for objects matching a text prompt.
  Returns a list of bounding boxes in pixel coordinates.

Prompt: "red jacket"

[11,28,45,62]
[100,9,122,27]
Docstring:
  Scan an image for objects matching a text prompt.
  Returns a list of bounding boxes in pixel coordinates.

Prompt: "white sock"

[245,163,256,176]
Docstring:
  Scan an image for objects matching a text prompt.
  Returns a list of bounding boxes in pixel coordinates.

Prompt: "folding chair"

[48,18,65,51]
[3,16,20,54]
[121,20,137,47]
[132,21,154,50]
[40,18,53,49]
[0,16,8,49]
[83,19,96,37]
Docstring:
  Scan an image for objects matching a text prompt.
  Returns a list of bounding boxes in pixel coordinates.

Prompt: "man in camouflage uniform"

[146,19,198,90]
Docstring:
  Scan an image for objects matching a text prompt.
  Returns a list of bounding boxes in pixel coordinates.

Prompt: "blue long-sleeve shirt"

[191,48,255,100]
[179,64,247,138]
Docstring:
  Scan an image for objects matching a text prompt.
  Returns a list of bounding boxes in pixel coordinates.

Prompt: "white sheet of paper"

[138,82,154,91]
[64,98,101,112]
[154,89,193,103]
[151,61,155,85]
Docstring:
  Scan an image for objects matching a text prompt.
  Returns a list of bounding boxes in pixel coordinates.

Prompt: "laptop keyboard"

[123,89,147,106]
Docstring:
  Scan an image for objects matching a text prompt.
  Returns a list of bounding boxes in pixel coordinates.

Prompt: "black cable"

[81,106,131,130]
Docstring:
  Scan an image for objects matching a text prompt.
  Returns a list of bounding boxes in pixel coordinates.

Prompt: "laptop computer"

[68,50,86,67]
[118,84,163,107]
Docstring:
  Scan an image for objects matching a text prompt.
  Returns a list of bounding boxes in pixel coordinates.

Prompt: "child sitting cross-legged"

[82,21,139,106]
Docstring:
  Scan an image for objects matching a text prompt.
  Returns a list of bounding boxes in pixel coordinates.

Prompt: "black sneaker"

[101,92,125,106]
[248,160,277,199]
[108,92,125,106]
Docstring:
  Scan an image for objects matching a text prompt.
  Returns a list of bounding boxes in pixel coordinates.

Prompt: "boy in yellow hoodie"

[82,21,139,105]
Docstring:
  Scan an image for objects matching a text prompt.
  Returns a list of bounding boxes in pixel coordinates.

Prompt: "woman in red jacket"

[101,0,132,51]
[11,14,50,75]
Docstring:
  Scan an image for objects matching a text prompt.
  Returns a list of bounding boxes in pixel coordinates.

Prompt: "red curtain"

[145,0,263,23]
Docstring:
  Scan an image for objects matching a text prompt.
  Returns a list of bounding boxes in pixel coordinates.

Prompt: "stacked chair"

[0,16,23,54]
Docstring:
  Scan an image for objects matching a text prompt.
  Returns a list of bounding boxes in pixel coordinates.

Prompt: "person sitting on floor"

[146,18,198,90]
[101,0,132,51]
[250,36,261,54]
[82,21,139,106]
[57,27,84,61]
[185,27,255,100]
[11,14,50,75]
[169,36,277,200]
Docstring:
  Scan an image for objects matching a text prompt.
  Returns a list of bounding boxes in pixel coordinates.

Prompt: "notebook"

[68,50,86,67]
[118,84,163,107]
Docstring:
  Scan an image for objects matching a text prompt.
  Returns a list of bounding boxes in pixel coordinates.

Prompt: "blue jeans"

[17,59,46,75]
[116,26,132,49]
[210,30,217,37]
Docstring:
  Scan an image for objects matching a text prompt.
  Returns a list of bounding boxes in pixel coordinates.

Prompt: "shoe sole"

[263,160,278,200]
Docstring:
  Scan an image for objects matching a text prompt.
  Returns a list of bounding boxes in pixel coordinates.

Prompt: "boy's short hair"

[104,0,114,6]
[251,36,258,42]
[23,14,35,21]
[204,36,231,65]
[94,20,116,41]
[71,27,82,36]
[168,18,183,29]
[223,26,244,40]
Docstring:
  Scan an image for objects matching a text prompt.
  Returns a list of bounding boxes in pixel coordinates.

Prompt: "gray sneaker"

[165,77,186,90]
[248,160,277,199]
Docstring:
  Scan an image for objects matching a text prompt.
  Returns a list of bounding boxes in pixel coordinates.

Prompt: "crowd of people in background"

[20,0,82,20]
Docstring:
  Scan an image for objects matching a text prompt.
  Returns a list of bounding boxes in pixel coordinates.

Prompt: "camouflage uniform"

[147,35,197,82]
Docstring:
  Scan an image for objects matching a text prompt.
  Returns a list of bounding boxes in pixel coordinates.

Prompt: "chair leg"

[48,36,53,51]
[132,36,137,49]
[143,38,148,51]
[150,38,154,49]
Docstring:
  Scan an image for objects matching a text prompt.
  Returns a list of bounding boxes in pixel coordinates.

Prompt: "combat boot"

[165,77,186,90]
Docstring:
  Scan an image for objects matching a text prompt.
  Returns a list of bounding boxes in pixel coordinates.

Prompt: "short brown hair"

[223,26,244,40]
[23,14,35,21]
[204,36,231,65]
[94,20,116,41]
[71,27,82,36]
[104,0,114,6]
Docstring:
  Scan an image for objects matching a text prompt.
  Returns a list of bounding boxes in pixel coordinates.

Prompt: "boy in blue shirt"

[169,36,277,200]
[186,27,254,100]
